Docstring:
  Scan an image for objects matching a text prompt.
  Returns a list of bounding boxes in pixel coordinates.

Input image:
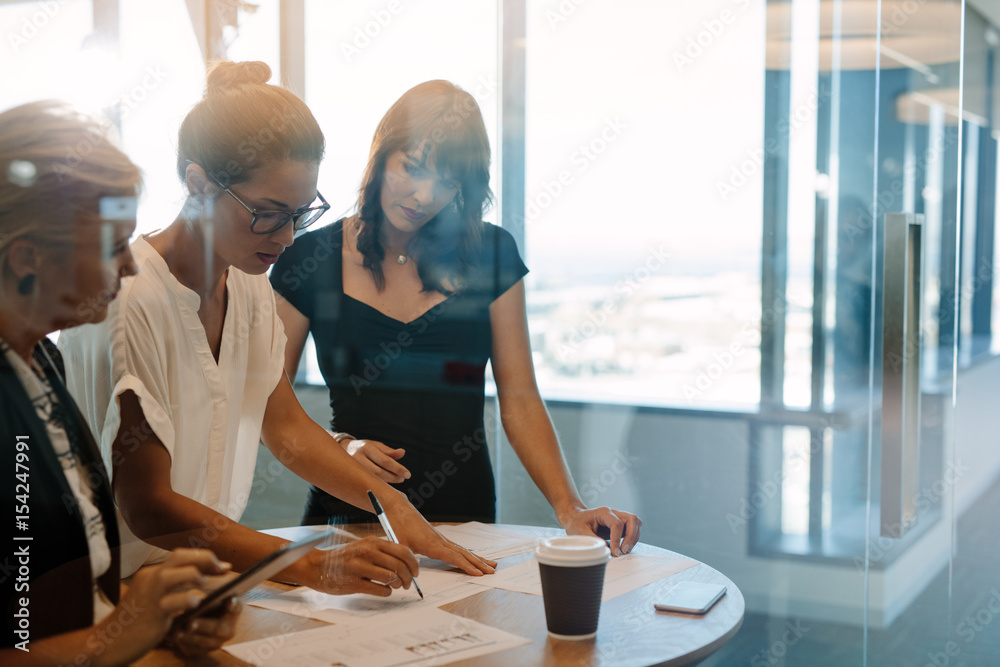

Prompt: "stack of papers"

[470,551,697,601]
[433,522,539,560]
[225,607,530,667]
[248,560,489,626]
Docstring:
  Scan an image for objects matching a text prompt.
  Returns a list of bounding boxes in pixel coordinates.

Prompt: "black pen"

[367,490,423,599]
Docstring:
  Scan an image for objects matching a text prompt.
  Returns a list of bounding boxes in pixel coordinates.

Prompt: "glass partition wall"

[501,0,996,664]
[5,0,1000,663]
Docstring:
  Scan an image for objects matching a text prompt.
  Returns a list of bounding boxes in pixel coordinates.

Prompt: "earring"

[17,274,35,296]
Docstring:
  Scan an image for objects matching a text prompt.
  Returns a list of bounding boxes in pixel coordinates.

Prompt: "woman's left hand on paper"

[387,500,497,576]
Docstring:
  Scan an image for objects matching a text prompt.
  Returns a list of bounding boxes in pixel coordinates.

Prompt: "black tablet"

[175,528,338,624]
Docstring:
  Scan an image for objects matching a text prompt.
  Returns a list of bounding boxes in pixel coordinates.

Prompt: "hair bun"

[205,61,272,93]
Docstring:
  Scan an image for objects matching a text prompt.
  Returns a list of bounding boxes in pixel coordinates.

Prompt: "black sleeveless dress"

[270,219,528,523]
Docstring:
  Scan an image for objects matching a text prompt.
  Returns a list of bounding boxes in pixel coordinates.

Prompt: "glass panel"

[943,4,1000,666]
[117,0,211,236]
[867,0,963,664]
[523,1,764,408]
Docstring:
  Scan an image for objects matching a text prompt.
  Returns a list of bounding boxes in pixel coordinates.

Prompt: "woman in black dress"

[272,80,641,554]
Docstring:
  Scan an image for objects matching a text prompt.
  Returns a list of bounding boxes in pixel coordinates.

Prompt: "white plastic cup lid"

[535,535,610,567]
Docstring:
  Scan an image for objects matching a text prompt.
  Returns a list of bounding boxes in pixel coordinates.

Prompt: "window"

[521,1,766,408]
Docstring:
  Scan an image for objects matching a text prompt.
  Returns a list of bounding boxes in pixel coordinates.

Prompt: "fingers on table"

[604,511,627,556]
[596,508,642,555]
[621,512,643,553]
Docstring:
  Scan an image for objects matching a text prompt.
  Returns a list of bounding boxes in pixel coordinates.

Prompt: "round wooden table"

[135,524,743,667]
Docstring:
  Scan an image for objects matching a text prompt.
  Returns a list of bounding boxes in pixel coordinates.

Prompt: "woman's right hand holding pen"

[297,538,419,597]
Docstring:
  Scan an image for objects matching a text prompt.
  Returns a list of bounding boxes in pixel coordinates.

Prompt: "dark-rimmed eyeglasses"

[211,177,330,235]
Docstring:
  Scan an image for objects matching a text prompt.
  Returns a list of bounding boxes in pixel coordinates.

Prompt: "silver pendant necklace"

[397,254,408,265]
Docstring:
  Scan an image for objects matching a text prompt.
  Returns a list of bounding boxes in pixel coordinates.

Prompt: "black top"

[271,219,528,523]
[0,339,121,647]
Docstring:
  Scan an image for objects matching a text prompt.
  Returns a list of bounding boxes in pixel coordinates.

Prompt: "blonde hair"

[176,61,324,188]
[0,100,141,271]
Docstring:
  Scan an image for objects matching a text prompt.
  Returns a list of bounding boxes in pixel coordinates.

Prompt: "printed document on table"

[433,522,539,560]
[248,560,487,625]
[470,552,697,601]
[224,607,530,667]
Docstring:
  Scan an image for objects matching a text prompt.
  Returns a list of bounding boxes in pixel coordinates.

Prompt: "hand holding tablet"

[174,529,340,625]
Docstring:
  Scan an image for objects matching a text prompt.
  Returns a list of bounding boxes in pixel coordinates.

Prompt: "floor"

[701,479,1000,666]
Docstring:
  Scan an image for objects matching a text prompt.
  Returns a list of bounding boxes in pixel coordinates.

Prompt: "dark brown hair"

[176,61,324,188]
[356,80,492,294]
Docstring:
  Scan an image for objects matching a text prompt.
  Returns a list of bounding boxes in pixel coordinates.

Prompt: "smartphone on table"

[654,581,727,615]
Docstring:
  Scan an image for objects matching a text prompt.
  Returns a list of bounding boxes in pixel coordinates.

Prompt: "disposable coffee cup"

[535,535,611,640]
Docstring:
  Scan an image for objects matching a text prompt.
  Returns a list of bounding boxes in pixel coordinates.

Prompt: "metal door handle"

[881,212,923,538]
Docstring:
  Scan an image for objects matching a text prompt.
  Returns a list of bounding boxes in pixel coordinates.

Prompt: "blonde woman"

[0,100,238,664]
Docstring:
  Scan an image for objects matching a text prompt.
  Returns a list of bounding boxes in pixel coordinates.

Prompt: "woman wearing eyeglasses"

[59,62,494,598]
[270,80,642,555]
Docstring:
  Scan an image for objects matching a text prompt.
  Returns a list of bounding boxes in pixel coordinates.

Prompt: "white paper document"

[224,607,530,667]
[471,552,697,601]
[249,561,488,625]
[433,522,539,560]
